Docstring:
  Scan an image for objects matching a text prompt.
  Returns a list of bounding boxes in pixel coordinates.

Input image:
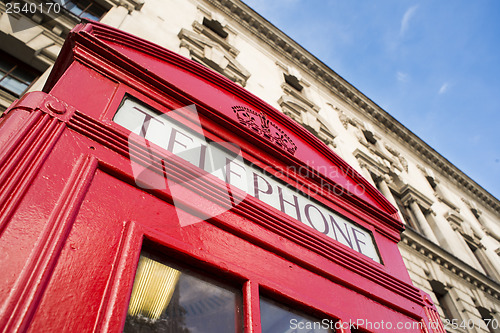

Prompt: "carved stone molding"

[278,95,335,148]
[353,148,390,178]
[462,198,500,242]
[418,165,460,212]
[358,122,381,146]
[178,9,250,87]
[385,144,409,173]
[275,64,336,148]
[444,210,464,232]
[109,0,144,11]
[178,28,250,86]
[281,83,317,111]
[192,20,239,56]
[451,214,484,248]
[335,109,356,130]
[277,62,318,111]
[353,137,404,180]
[332,110,398,172]
[400,184,434,212]
[372,173,392,186]
[349,122,404,176]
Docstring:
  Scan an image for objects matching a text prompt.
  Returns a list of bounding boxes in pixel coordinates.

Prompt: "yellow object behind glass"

[127,255,181,320]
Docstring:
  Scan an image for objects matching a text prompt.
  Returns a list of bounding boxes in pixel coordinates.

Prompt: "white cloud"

[400,5,419,36]
[397,71,409,82]
[439,82,449,94]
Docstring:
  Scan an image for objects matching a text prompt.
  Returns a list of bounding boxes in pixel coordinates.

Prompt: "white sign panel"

[114,98,381,263]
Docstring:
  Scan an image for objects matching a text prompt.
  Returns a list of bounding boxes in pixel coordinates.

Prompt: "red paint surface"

[0,22,444,332]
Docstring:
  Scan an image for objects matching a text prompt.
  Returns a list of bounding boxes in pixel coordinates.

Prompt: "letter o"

[304,204,329,234]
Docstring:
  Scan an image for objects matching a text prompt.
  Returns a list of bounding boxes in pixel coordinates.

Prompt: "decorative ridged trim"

[0,111,65,233]
[1,154,98,332]
[424,307,446,333]
[93,220,143,332]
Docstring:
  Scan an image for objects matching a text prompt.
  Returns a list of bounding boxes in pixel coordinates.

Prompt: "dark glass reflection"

[123,254,242,332]
[260,297,334,333]
[0,52,39,96]
[60,0,107,21]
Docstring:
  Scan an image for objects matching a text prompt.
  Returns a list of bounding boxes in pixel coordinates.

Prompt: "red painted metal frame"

[0,21,445,332]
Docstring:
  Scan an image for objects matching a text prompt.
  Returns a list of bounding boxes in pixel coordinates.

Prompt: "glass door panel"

[124,252,242,332]
[260,297,334,333]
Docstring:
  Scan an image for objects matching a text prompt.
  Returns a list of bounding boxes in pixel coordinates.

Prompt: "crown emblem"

[232,106,297,155]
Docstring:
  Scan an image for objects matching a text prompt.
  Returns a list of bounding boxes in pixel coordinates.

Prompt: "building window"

[476,307,500,333]
[362,131,377,144]
[467,242,489,276]
[178,18,250,86]
[430,281,461,324]
[202,18,228,39]
[60,0,108,21]
[422,169,438,191]
[0,51,40,97]
[391,190,419,231]
[124,251,243,332]
[284,74,304,92]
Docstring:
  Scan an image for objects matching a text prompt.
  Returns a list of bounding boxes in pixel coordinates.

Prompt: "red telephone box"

[0,21,445,332]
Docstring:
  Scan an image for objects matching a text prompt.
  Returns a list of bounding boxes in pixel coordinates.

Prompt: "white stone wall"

[1,0,498,328]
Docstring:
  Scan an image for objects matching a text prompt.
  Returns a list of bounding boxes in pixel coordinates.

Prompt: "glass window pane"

[61,0,86,17]
[124,253,242,333]
[260,297,334,333]
[66,5,84,17]
[11,66,38,83]
[1,77,29,95]
[79,11,101,21]
[82,3,107,20]
[0,51,40,96]
[60,0,106,20]
[0,59,14,74]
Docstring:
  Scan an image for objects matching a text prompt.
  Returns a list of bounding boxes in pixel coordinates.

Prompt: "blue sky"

[243,0,500,200]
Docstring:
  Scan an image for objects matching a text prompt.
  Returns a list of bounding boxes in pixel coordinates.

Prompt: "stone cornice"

[205,0,500,216]
[400,184,434,212]
[401,229,500,301]
[109,0,144,11]
[353,148,390,177]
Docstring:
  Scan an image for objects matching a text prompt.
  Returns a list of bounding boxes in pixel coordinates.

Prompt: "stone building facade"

[1,0,499,331]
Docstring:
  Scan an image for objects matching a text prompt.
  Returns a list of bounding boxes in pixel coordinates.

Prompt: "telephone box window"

[260,297,334,332]
[124,253,242,332]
